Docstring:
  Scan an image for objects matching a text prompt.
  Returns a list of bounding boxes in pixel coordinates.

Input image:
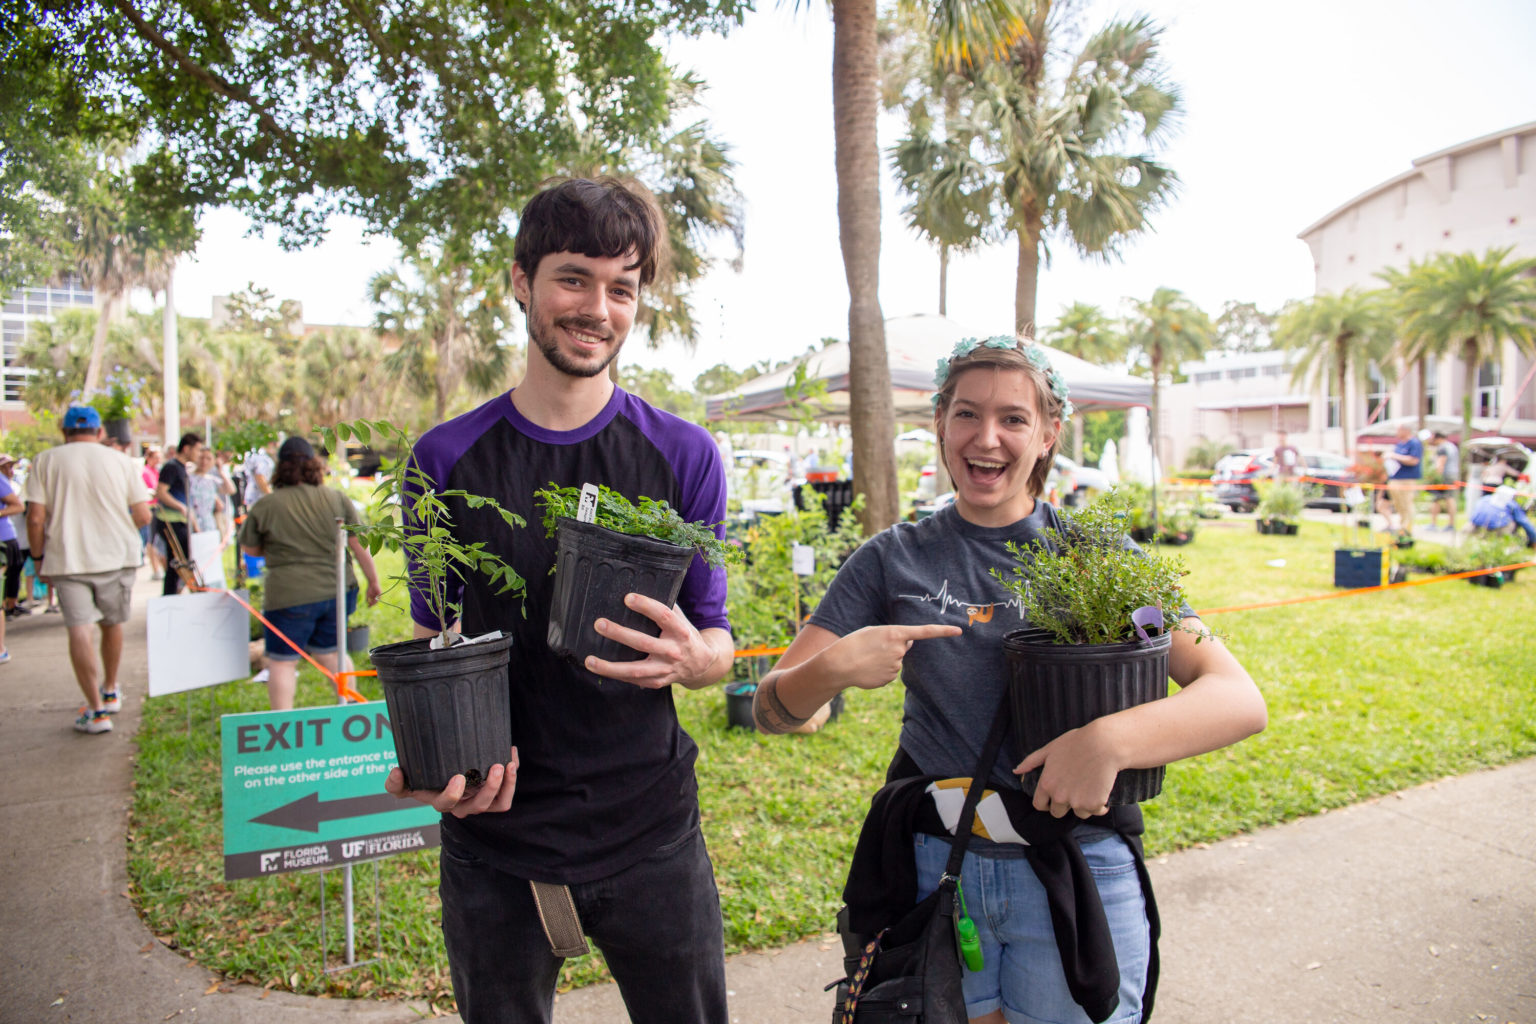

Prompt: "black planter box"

[1003,627,1171,805]
[546,518,695,667]
[370,634,514,792]
[1334,548,1383,588]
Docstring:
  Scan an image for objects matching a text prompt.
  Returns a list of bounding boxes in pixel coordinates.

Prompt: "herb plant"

[320,419,527,645]
[1256,479,1308,522]
[990,497,1195,646]
[534,483,741,570]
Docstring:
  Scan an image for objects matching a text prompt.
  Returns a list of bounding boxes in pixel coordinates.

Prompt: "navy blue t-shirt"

[409,387,729,883]
[157,457,190,512]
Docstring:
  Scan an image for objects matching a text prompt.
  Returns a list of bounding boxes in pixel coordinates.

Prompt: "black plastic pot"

[103,418,132,444]
[724,682,756,729]
[546,518,695,666]
[346,624,370,652]
[1003,626,1172,805]
[369,634,515,792]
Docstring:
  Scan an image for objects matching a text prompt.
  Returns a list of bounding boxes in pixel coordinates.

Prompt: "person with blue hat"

[25,406,153,733]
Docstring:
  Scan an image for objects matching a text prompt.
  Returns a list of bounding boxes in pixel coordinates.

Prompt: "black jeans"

[155,518,189,595]
[2,538,21,602]
[439,823,728,1024]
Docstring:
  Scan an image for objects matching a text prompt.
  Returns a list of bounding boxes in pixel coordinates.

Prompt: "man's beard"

[527,296,623,379]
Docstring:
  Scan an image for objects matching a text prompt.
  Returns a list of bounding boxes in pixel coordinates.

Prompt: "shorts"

[264,589,358,661]
[913,831,1150,1024]
[54,568,138,628]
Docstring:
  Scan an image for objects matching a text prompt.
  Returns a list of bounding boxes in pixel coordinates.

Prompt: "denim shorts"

[264,589,357,661]
[913,831,1150,1024]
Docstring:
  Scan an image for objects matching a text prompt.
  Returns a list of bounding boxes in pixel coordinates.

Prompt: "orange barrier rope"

[1194,560,1535,617]
[197,582,371,703]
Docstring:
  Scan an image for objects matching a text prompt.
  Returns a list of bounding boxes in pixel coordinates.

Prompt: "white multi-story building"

[0,276,101,428]
[1162,121,1536,468]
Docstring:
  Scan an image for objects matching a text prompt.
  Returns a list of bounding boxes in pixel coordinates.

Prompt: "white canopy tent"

[704,314,1151,423]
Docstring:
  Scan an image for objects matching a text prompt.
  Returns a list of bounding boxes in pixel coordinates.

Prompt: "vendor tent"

[704,314,1151,423]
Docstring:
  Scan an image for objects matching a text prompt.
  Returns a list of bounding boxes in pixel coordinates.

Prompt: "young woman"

[754,338,1266,1024]
[238,437,382,709]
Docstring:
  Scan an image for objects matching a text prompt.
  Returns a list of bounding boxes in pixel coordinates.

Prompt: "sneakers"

[99,689,121,713]
[0,650,10,664]
[44,605,61,614]
[74,709,113,734]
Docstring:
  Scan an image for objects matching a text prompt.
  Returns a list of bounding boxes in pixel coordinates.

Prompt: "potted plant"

[320,420,528,791]
[86,372,142,444]
[535,483,740,669]
[990,499,1201,804]
[1448,534,1529,588]
[1255,479,1306,535]
[1156,505,1198,545]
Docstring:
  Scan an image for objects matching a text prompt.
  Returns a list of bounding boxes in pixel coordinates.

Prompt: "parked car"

[1463,437,1533,494]
[732,449,799,514]
[1213,448,1356,512]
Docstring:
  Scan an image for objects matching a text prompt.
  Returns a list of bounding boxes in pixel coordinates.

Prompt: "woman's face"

[935,366,1060,527]
[196,449,215,472]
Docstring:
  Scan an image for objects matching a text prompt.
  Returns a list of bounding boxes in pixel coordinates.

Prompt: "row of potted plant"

[1391,534,1530,588]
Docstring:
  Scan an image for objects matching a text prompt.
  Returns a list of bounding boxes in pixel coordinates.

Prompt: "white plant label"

[577,483,600,524]
[792,543,815,576]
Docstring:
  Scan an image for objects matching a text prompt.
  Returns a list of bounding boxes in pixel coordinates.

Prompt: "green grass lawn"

[128,520,1536,1010]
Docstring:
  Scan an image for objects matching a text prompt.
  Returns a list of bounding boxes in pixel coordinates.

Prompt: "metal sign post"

[333,518,357,970]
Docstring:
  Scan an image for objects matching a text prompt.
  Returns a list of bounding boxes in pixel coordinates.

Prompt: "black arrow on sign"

[251,791,405,833]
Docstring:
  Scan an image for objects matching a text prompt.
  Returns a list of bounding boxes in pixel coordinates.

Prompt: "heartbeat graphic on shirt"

[898,580,1027,628]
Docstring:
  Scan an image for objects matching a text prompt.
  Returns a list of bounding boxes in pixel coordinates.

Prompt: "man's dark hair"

[177,432,203,454]
[1431,431,1448,441]
[512,177,668,310]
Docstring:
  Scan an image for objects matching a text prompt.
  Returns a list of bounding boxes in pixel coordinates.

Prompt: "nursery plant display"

[1255,479,1307,535]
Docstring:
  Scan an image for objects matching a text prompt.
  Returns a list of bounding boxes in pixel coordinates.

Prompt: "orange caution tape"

[1195,560,1535,616]
[199,583,370,703]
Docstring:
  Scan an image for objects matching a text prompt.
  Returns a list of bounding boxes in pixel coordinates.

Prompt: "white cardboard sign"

[190,530,226,588]
[146,590,252,696]
[791,543,815,577]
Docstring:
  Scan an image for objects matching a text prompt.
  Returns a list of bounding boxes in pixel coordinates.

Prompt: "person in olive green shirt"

[239,437,381,709]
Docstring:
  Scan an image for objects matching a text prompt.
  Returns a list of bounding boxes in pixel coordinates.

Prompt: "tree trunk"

[833,0,898,533]
[82,291,116,394]
[1014,212,1043,337]
[1460,338,1477,476]
[1336,342,1350,459]
[938,244,948,316]
[1416,356,1428,428]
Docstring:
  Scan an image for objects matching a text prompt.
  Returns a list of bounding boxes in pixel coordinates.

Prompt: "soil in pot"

[546,518,696,667]
[1003,627,1171,805]
[370,633,515,792]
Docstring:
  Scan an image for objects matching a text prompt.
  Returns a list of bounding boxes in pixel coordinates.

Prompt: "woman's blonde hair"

[932,340,1069,499]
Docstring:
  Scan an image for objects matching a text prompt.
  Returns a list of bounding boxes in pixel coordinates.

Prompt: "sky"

[164,0,1536,387]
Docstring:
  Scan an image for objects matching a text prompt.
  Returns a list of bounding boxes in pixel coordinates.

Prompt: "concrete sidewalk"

[3,567,1533,1023]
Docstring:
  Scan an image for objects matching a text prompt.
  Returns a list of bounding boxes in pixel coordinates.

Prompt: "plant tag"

[791,543,815,576]
[576,483,600,524]
[429,629,504,650]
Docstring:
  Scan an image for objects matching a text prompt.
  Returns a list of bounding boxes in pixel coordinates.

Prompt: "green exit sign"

[221,702,439,880]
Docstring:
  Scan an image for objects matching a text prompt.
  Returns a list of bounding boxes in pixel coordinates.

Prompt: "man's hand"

[584,593,724,689]
[817,623,962,691]
[364,580,382,606]
[385,747,518,818]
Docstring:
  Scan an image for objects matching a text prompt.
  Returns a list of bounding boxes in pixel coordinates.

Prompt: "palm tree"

[1387,247,1536,469]
[1273,288,1395,459]
[1044,300,1125,460]
[978,8,1182,335]
[1044,301,1124,364]
[1125,287,1215,475]
[882,9,995,315]
[828,0,1026,532]
[370,252,515,424]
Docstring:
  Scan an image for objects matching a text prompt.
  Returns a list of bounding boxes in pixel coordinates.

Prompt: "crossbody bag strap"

[943,692,1013,878]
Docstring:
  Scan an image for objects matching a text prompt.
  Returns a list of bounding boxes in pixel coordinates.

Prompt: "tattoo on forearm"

[753,671,810,734]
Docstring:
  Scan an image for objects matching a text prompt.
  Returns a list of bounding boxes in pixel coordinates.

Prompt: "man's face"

[513,250,640,379]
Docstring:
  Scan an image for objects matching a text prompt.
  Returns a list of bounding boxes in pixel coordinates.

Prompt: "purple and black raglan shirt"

[409,387,729,884]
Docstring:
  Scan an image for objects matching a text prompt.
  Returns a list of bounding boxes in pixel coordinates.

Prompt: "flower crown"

[932,336,1074,417]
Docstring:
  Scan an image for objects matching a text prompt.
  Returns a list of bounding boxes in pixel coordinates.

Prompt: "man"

[153,432,203,595]
[1272,429,1300,479]
[1470,485,1536,547]
[1427,431,1460,531]
[386,178,734,1024]
[1385,424,1422,538]
[25,406,152,734]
